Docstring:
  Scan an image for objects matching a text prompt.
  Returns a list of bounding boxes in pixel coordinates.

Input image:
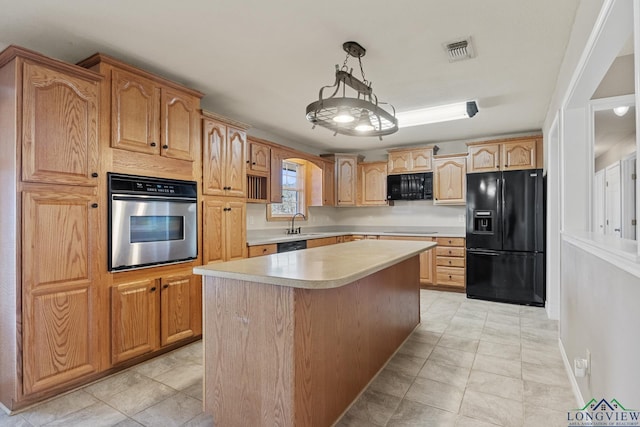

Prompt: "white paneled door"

[605,162,621,237]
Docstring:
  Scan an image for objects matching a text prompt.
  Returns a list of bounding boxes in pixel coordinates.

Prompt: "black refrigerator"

[466,169,545,306]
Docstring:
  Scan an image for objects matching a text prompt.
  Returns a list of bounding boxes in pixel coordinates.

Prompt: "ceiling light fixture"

[613,106,630,117]
[396,101,479,128]
[306,41,398,139]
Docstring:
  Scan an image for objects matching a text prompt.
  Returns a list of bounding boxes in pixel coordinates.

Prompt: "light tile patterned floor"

[1,290,575,426]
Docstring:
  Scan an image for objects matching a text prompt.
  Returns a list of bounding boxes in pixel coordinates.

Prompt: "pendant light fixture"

[305,41,398,139]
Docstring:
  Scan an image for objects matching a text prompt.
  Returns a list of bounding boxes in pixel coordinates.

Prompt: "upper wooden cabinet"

[78,53,202,162]
[202,113,247,198]
[321,154,363,206]
[22,60,100,186]
[359,162,388,206]
[387,146,438,175]
[247,138,270,175]
[467,136,541,173]
[322,160,335,206]
[433,154,467,205]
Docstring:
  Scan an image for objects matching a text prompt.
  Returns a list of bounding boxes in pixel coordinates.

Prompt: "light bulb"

[333,106,355,123]
[613,106,630,117]
[355,110,374,132]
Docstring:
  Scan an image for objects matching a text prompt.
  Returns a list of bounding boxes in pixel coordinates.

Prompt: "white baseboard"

[559,337,585,408]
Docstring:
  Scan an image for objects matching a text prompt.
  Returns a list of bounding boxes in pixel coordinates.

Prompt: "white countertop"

[194,240,437,289]
[247,226,465,245]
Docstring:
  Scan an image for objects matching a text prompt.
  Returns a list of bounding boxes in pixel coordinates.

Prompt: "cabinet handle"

[162,144,169,149]
[163,284,169,289]
[449,275,452,279]
[448,260,452,265]
[246,160,250,164]
[448,240,452,244]
[91,203,98,208]
[252,162,256,165]
[150,287,157,292]
[91,172,98,178]
[448,250,452,254]
[150,142,157,147]
[262,248,267,253]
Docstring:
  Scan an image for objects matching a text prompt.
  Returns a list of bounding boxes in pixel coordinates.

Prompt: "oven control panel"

[108,173,197,198]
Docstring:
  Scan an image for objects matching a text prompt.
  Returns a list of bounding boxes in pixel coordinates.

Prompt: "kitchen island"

[193,239,436,427]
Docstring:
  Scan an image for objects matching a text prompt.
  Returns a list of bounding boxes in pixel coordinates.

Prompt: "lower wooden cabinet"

[248,243,277,257]
[434,237,466,290]
[111,279,158,364]
[21,189,102,395]
[377,236,436,286]
[306,236,338,248]
[111,274,201,364]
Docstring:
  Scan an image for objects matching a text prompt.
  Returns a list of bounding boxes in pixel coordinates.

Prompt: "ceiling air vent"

[444,37,475,62]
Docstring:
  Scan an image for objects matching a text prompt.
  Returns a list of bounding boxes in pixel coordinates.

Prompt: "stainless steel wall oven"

[108,173,198,271]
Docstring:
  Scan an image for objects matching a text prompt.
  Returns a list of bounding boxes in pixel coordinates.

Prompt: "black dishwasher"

[277,240,307,253]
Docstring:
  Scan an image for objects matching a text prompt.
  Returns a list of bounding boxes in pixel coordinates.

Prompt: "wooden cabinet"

[203,198,247,264]
[0,47,105,406]
[22,61,100,186]
[111,274,201,364]
[111,279,158,364]
[378,236,436,285]
[433,154,467,205]
[435,237,466,290]
[248,243,278,257]
[387,146,438,175]
[467,136,541,173]
[22,189,101,394]
[502,138,537,171]
[79,55,202,162]
[202,114,247,198]
[321,154,363,206]
[306,236,338,248]
[322,160,335,206]
[247,138,270,175]
[359,162,388,206]
[160,275,202,346]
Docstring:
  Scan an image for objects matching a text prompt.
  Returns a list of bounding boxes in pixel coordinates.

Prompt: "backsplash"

[246,202,465,231]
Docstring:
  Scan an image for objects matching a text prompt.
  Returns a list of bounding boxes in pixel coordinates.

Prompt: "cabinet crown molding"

[77,52,203,98]
[465,134,542,146]
[0,45,103,81]
[201,110,250,130]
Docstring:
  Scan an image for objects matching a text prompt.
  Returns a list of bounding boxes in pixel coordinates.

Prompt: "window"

[268,160,306,220]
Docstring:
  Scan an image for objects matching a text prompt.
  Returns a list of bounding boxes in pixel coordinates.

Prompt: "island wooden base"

[202,256,420,427]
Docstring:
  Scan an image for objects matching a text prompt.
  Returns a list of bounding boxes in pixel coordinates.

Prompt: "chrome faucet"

[288,212,306,234]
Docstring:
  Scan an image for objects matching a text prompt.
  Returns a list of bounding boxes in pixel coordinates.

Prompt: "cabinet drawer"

[436,247,465,257]
[436,266,465,287]
[436,256,465,268]
[436,237,465,247]
[248,244,277,257]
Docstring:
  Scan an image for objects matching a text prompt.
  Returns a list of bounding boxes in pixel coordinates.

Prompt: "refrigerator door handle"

[468,249,500,256]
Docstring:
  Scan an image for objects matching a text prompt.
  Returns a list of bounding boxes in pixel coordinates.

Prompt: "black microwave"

[387,172,433,200]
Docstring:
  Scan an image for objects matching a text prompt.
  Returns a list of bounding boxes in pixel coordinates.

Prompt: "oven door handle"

[111,195,196,203]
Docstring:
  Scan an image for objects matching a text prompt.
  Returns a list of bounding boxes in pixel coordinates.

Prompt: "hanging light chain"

[358,56,369,86]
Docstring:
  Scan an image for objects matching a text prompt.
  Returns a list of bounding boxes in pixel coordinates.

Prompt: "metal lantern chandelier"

[305,41,398,138]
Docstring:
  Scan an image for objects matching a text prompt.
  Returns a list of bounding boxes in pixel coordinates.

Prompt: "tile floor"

[1,289,576,427]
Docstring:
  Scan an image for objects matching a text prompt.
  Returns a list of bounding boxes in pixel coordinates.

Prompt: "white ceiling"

[0,0,581,153]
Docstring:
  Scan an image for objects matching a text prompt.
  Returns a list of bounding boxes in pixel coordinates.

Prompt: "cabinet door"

[203,199,225,264]
[248,141,270,174]
[270,148,284,203]
[111,69,160,155]
[467,144,500,173]
[111,279,159,364]
[161,88,197,161]
[501,139,537,170]
[360,162,388,206]
[387,151,412,174]
[202,118,227,196]
[322,161,335,206]
[434,157,466,205]
[378,236,435,285]
[336,156,357,206]
[160,275,198,346]
[22,61,100,186]
[225,127,247,197]
[22,190,100,393]
[225,201,247,261]
[411,149,433,172]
